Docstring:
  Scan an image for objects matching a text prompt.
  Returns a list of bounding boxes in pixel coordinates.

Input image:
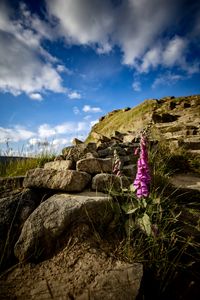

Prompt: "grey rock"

[44,160,74,170]
[14,192,114,262]
[77,262,143,300]
[72,138,83,145]
[122,164,136,179]
[91,132,110,142]
[62,143,97,162]
[77,158,112,174]
[0,176,24,194]
[85,152,99,159]
[92,173,131,193]
[23,168,91,192]
[123,134,136,143]
[98,146,126,158]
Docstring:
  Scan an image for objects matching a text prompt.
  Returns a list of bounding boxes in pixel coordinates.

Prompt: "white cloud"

[140,46,162,73]
[46,0,199,74]
[0,1,65,98]
[29,138,42,146]
[152,72,184,89]
[52,138,69,146]
[38,124,56,138]
[29,93,43,101]
[46,0,113,48]
[38,121,90,138]
[0,119,94,154]
[162,36,187,67]
[132,81,141,92]
[83,105,102,113]
[0,125,35,143]
[68,91,81,99]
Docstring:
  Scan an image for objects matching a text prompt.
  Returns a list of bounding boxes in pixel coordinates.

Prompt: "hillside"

[86,95,200,153]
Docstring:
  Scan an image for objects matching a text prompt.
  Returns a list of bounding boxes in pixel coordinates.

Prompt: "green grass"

[0,153,55,177]
[108,140,200,298]
[86,99,158,142]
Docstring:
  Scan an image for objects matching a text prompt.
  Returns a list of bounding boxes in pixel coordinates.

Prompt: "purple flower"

[133,134,151,198]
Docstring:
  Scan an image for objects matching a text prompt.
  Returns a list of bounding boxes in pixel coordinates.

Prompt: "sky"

[0,0,200,155]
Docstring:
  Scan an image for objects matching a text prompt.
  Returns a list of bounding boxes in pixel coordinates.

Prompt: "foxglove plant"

[133,134,151,198]
[113,149,122,176]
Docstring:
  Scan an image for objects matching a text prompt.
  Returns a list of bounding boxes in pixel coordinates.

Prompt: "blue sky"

[0,0,200,155]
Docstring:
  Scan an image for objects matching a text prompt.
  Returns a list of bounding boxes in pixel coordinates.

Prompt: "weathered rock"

[62,143,97,162]
[122,164,136,179]
[77,158,113,174]
[170,173,200,191]
[179,139,200,150]
[85,152,99,158]
[72,138,83,145]
[23,168,91,192]
[91,131,111,142]
[92,173,131,193]
[122,107,131,112]
[14,192,114,262]
[113,130,126,140]
[0,189,39,270]
[123,133,137,143]
[44,160,74,170]
[77,262,143,300]
[0,176,24,193]
[152,112,179,123]
[54,154,64,161]
[98,145,126,158]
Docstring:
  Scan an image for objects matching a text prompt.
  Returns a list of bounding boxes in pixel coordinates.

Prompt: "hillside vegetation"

[86,95,200,144]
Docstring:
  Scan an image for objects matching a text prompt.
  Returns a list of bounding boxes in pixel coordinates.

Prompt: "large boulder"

[14,192,114,262]
[92,173,131,193]
[44,160,74,170]
[0,189,39,270]
[62,143,97,162]
[23,168,91,192]
[77,158,113,174]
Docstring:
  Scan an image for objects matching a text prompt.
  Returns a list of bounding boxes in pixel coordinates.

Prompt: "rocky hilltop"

[87,94,200,154]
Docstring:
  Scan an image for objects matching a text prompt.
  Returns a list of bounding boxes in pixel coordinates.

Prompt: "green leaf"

[129,184,136,192]
[137,213,152,236]
[126,207,139,214]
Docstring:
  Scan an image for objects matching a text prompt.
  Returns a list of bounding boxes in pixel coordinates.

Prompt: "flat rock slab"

[92,173,131,193]
[77,158,112,174]
[23,168,91,192]
[170,173,200,191]
[44,160,74,170]
[14,192,114,262]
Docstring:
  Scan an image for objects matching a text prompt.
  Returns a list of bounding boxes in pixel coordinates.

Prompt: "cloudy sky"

[0,0,199,155]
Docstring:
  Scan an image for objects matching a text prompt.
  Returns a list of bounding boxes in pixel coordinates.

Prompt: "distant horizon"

[1,0,200,155]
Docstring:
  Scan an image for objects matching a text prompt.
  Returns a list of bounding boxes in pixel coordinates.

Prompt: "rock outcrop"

[23,168,91,192]
[86,95,200,154]
[14,192,114,262]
